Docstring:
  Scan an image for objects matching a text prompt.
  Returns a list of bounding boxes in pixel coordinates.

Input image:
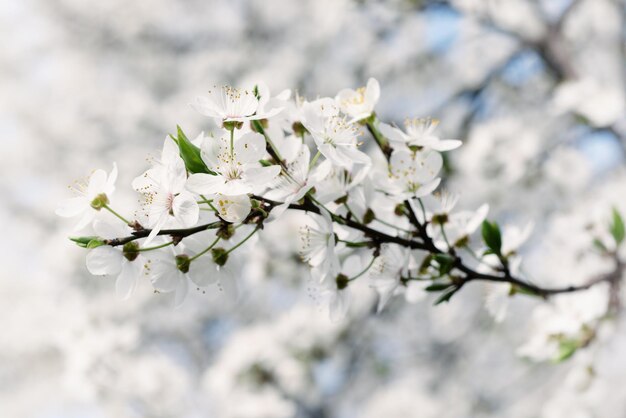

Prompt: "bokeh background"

[2,0,626,417]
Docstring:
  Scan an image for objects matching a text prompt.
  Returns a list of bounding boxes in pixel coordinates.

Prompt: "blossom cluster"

[57,79,625,335]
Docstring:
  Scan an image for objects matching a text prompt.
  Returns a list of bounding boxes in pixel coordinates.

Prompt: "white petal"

[335,145,371,166]
[173,191,199,227]
[365,78,380,106]
[192,96,221,119]
[329,290,350,322]
[74,210,95,231]
[244,165,282,188]
[373,277,399,313]
[188,257,219,287]
[414,151,443,183]
[214,194,251,223]
[173,275,189,308]
[186,173,226,195]
[466,204,489,234]
[378,123,408,143]
[116,260,141,299]
[150,260,179,292]
[105,162,118,195]
[161,136,181,165]
[216,267,238,302]
[235,132,266,164]
[200,135,222,168]
[414,178,441,198]
[86,246,123,276]
[55,197,88,217]
[87,169,107,197]
[144,212,169,247]
[431,139,462,151]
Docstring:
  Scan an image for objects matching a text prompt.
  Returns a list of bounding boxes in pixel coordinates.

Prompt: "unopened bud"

[335,273,349,290]
[175,254,190,273]
[453,235,469,248]
[363,208,375,225]
[292,122,308,137]
[394,203,406,216]
[123,241,140,261]
[334,195,348,205]
[211,247,229,266]
[217,223,236,240]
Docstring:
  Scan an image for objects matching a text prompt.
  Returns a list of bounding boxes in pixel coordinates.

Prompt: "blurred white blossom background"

[2,0,626,417]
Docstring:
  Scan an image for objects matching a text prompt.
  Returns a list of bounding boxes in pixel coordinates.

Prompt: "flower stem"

[365,117,391,158]
[199,194,218,212]
[440,224,452,250]
[103,204,130,224]
[138,241,174,252]
[350,255,377,281]
[226,226,260,255]
[230,129,235,159]
[309,150,321,169]
[189,236,221,262]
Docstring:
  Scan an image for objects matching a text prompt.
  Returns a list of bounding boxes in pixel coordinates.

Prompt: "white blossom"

[379,117,461,151]
[186,132,281,196]
[56,163,118,230]
[192,84,283,123]
[336,77,380,123]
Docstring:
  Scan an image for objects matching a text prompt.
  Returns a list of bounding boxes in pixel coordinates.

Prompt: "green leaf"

[174,125,213,174]
[425,283,453,292]
[432,253,454,275]
[481,220,502,255]
[434,286,459,305]
[610,207,625,246]
[86,239,106,249]
[554,338,579,363]
[69,236,100,248]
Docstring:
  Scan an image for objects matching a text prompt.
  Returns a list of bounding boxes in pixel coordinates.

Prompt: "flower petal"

[216,267,238,302]
[116,260,142,299]
[87,169,108,197]
[86,246,123,276]
[214,194,251,223]
[55,197,88,217]
[234,132,266,164]
[378,123,408,143]
[186,173,226,195]
[173,275,189,308]
[431,139,462,152]
[173,191,199,228]
[189,257,219,287]
[244,165,282,189]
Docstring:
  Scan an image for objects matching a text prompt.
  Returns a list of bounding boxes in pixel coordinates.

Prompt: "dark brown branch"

[105,221,223,246]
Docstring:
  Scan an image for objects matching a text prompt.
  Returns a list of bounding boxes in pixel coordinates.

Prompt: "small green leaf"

[174,125,213,174]
[86,239,106,249]
[70,236,100,248]
[481,220,502,255]
[434,286,459,305]
[425,283,453,292]
[554,338,579,363]
[610,207,625,246]
[432,253,454,275]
